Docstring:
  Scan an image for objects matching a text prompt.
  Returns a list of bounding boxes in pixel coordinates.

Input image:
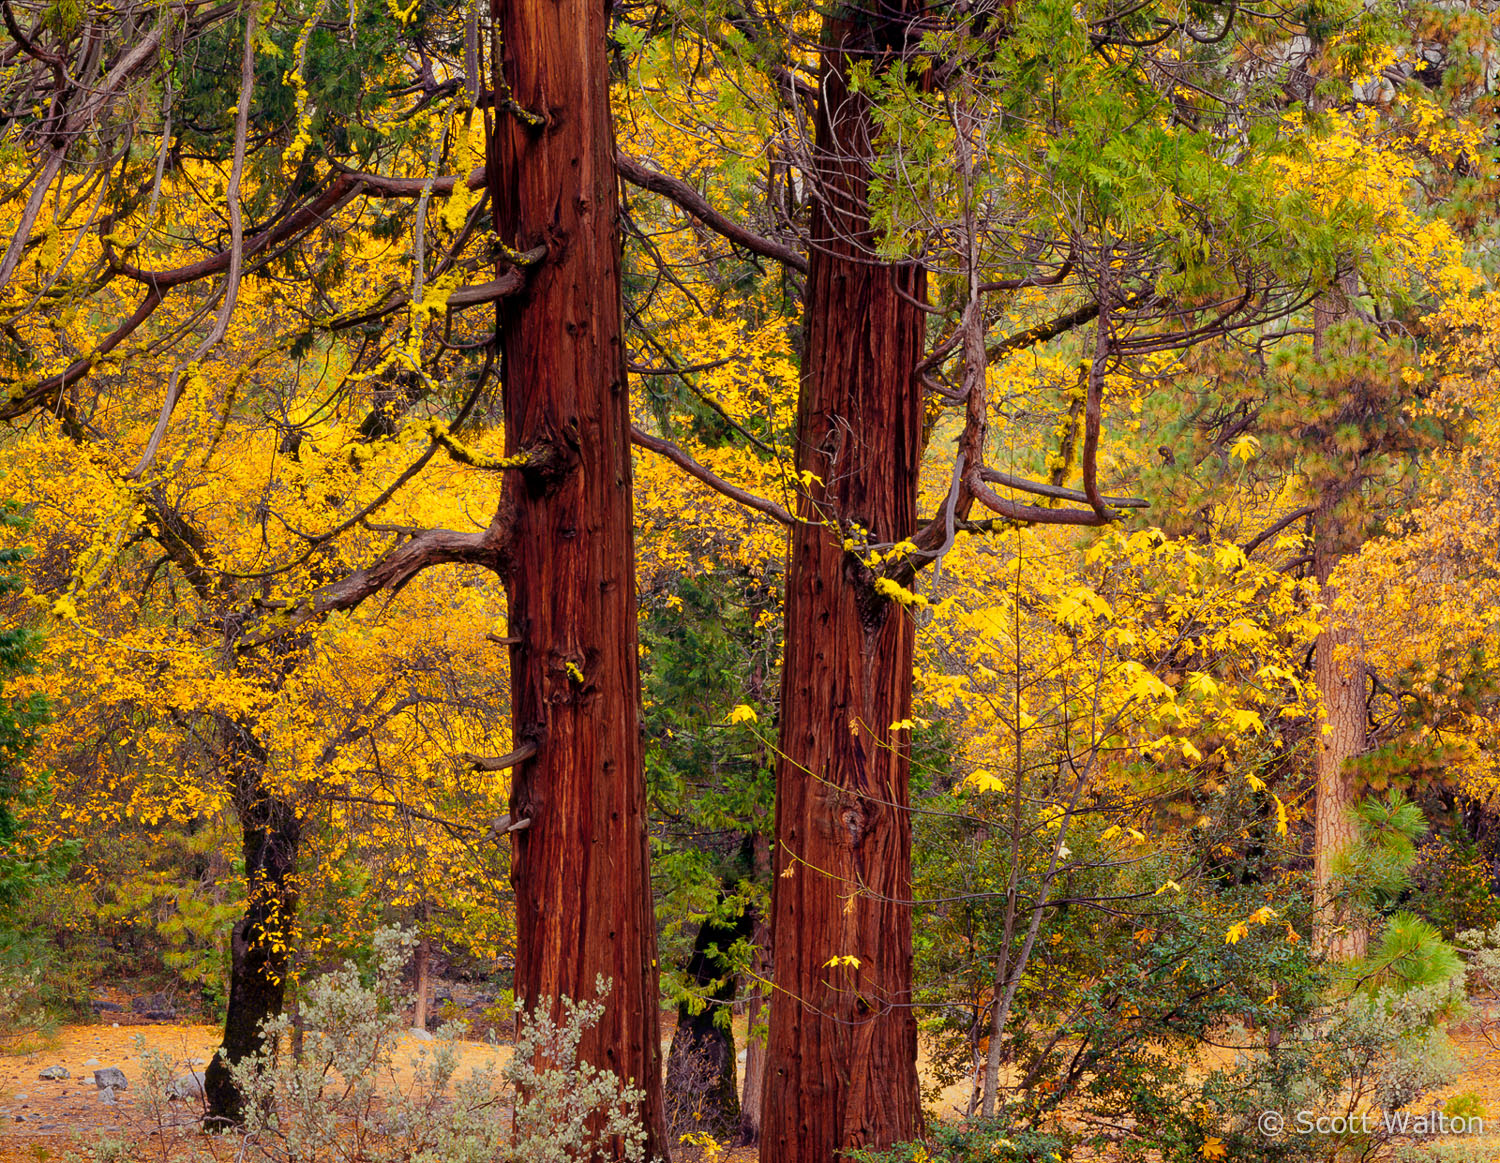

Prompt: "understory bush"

[119,927,647,1163]
[230,927,647,1163]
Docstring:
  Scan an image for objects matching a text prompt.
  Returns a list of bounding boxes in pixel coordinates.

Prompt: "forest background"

[1,0,1500,1160]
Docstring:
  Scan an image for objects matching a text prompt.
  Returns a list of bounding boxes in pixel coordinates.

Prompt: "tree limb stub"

[465,742,538,772]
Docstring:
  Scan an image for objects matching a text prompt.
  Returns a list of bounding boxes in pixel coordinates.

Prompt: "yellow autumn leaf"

[1229,434,1261,462]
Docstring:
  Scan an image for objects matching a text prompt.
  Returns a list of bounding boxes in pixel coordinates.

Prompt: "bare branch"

[1242,505,1314,556]
[129,5,260,478]
[237,517,510,649]
[979,468,1148,510]
[629,425,794,526]
[617,151,808,275]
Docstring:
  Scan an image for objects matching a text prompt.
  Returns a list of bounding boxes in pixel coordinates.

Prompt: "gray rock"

[97,1088,117,1105]
[93,1068,128,1091]
[408,1028,434,1041]
[39,1066,69,1080]
[166,1071,205,1101]
[14,1093,27,1101]
[90,1000,124,1013]
[84,1058,100,1067]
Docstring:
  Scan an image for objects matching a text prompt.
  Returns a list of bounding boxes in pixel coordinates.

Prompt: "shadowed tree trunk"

[488,0,667,1152]
[665,894,754,1138]
[739,938,769,1145]
[204,730,300,1126]
[739,833,772,1146]
[761,7,926,1160]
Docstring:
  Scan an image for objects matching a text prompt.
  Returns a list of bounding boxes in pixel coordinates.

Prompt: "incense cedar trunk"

[488,0,667,1153]
[762,7,926,1159]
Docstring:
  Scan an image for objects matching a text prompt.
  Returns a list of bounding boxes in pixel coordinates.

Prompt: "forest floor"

[3,1019,1499,1162]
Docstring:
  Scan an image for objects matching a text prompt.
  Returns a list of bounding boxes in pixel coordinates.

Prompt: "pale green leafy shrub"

[221,928,646,1163]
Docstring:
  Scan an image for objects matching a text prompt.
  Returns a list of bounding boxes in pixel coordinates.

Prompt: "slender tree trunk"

[1310,273,1368,961]
[412,932,431,1032]
[1312,499,1368,960]
[739,834,772,1147]
[204,762,300,1126]
[761,11,926,1160]
[666,895,753,1138]
[740,969,768,1144]
[488,0,667,1152]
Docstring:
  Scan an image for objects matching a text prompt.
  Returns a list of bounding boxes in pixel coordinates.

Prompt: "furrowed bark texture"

[762,10,925,1160]
[1310,279,1368,962]
[1312,499,1368,960]
[488,0,667,1152]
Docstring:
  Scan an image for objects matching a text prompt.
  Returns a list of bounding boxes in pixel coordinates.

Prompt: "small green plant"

[1442,1090,1487,1121]
[849,1122,1069,1163]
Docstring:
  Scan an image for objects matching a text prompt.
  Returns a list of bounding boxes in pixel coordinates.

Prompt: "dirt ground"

[3,1019,1499,1161]
[0,1023,513,1161]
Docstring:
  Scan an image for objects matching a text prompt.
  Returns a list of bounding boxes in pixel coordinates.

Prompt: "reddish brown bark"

[1312,499,1368,960]
[1310,278,1368,962]
[488,0,666,1153]
[761,11,925,1161]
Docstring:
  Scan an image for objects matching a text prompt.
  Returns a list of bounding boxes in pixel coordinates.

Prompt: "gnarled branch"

[237,517,510,649]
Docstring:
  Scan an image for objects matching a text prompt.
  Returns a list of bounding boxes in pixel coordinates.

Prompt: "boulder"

[93,1068,128,1091]
[409,1028,434,1041]
[38,1066,69,1080]
[167,1071,205,1101]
